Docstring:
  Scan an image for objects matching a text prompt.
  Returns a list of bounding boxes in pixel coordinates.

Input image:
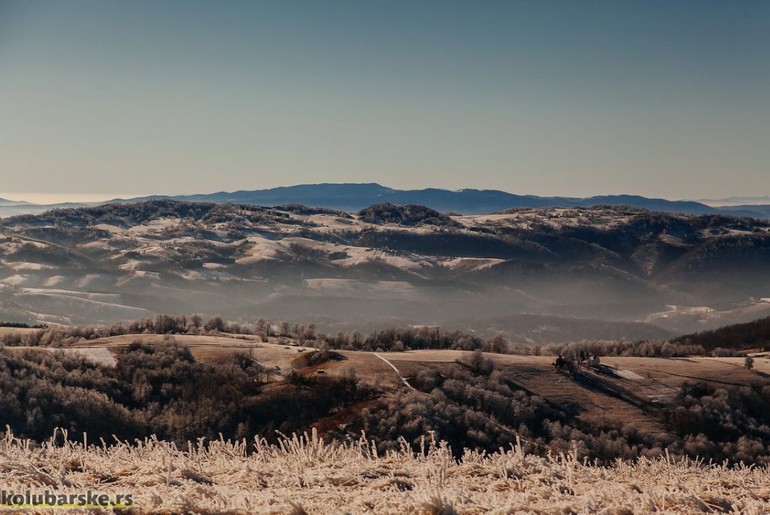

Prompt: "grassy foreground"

[1,429,769,514]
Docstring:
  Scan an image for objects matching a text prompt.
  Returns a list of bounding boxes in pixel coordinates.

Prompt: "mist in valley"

[1,201,769,343]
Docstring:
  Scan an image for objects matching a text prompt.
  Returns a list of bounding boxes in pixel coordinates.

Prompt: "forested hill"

[673,316,770,351]
[1,200,770,337]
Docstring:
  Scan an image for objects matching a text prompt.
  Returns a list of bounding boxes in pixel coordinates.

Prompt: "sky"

[1,0,769,203]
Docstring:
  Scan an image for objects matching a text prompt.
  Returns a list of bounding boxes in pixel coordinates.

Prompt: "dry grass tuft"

[0,428,768,513]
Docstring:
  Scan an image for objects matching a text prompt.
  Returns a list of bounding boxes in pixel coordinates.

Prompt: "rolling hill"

[2,323,770,512]
[1,200,770,337]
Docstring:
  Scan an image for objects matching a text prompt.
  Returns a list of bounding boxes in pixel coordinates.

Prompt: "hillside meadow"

[3,319,770,512]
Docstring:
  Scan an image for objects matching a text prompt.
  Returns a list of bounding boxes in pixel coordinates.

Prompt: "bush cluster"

[361,358,672,462]
[666,382,770,464]
[0,340,368,446]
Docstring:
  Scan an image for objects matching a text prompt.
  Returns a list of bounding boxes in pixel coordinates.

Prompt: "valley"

[1,201,770,340]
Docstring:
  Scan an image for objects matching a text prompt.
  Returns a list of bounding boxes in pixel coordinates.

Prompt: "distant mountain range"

[0,199,92,217]
[124,183,764,217]
[700,196,770,206]
[2,183,770,219]
[0,199,28,207]
[711,204,770,219]
[2,199,770,338]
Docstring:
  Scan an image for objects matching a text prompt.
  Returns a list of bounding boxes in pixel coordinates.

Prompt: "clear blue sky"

[1,0,768,201]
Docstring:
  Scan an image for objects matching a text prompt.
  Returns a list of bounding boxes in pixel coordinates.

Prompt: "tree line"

[0,313,737,358]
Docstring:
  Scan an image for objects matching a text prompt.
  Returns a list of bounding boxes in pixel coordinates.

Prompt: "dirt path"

[373,353,415,390]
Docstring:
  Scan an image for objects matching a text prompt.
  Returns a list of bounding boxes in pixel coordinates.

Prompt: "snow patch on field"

[645,305,715,322]
[306,214,357,231]
[16,240,48,249]
[126,218,182,235]
[5,261,53,271]
[234,236,431,271]
[443,257,505,272]
[335,247,427,271]
[76,274,101,288]
[235,236,286,264]
[465,209,639,232]
[612,367,644,380]
[93,223,126,235]
[119,258,142,271]
[44,276,65,287]
[1,274,28,286]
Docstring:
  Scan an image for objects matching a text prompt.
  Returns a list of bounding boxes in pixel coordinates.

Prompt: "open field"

[5,330,768,443]
[378,350,770,437]
[71,333,406,388]
[1,429,769,514]
[9,329,769,405]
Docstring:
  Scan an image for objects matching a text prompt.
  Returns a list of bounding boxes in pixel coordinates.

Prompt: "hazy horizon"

[3,185,770,207]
